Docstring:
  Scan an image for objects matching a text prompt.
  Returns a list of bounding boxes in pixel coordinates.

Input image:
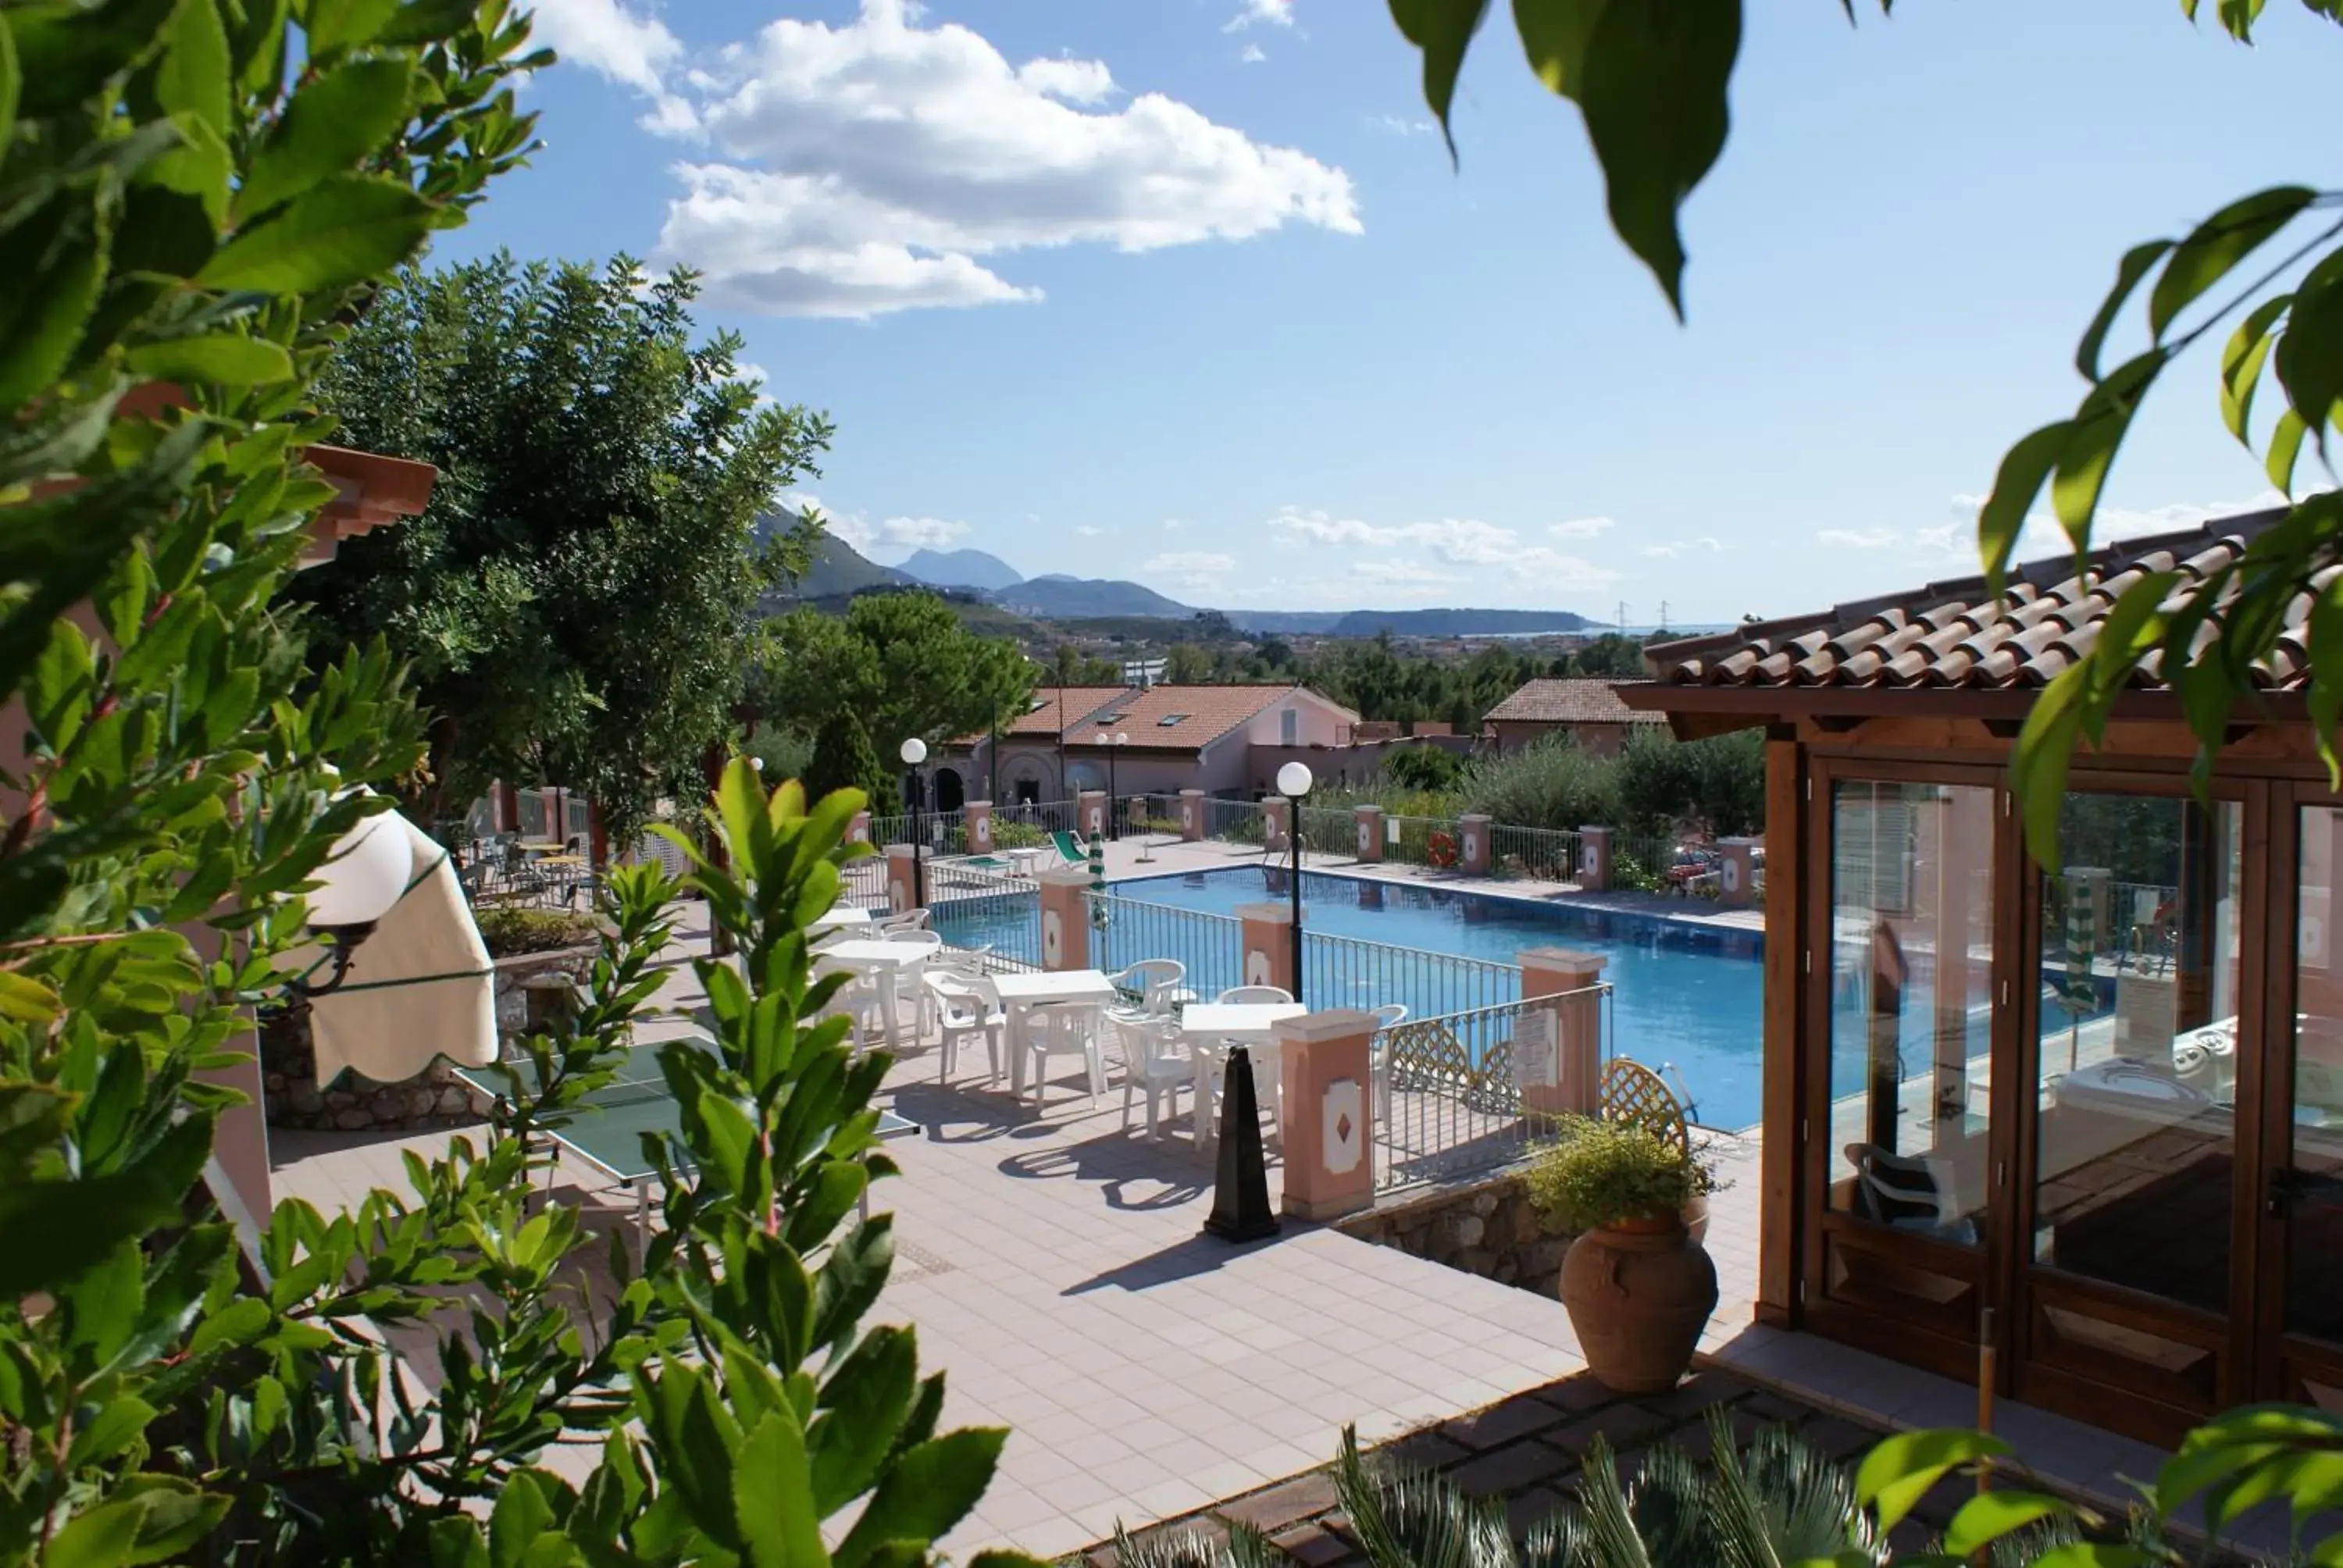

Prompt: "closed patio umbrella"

[294,811,499,1086]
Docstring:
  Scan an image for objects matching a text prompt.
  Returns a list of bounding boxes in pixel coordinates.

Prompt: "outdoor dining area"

[811,906,1407,1154]
[458,829,600,909]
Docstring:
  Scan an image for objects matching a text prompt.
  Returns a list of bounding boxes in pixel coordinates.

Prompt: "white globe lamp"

[900,737,928,766]
[1277,761,1314,799]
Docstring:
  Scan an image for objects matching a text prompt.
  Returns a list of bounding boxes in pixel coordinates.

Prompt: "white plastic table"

[820,938,938,1048]
[811,907,872,932]
[1006,846,1047,877]
[1180,1003,1307,1147]
[988,969,1121,1094]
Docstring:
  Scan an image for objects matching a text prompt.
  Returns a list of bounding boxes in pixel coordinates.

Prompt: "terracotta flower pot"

[1558,1216,1719,1394]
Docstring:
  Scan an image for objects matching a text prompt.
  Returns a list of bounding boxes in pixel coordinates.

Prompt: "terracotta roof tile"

[1484,679,1671,726]
[1064,684,1331,751]
[1644,507,2304,695]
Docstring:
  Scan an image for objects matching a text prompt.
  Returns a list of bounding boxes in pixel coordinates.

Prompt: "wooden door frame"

[1799,756,2013,1379]
[2002,769,2269,1444]
[2256,786,2343,1405]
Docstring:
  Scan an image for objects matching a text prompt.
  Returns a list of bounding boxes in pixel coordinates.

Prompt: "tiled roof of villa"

[1485,678,1668,725]
[991,687,1133,738]
[1641,506,2313,692]
[1064,683,1303,750]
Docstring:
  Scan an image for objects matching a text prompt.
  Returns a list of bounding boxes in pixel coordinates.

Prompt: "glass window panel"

[2031,793,2239,1313]
[2288,806,2343,1348]
[1827,780,1995,1245]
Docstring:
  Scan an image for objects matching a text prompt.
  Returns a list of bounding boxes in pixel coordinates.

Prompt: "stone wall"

[260,944,600,1133]
[1335,1166,1569,1296]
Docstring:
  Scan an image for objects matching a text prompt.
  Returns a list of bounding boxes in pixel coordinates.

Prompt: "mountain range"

[765,514,1591,636]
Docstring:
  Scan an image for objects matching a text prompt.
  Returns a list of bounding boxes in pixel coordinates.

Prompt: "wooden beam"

[1757,732,1803,1327]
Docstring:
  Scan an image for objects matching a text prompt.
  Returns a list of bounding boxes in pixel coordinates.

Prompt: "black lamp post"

[900,736,929,908]
[1107,731,1127,839]
[1277,761,1312,1003]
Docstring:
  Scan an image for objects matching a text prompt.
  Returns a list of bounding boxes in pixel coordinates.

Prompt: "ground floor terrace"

[272,904,2241,1559]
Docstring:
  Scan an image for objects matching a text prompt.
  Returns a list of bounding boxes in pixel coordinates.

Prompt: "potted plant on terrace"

[1527,1116,1721,1393]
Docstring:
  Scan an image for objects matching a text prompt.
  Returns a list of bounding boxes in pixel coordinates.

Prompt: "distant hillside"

[997,575,1194,618]
[898,547,1023,592]
[1229,608,1593,636]
[758,515,912,598]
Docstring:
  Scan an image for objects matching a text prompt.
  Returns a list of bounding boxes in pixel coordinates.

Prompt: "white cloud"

[1350,558,1467,586]
[1935,488,2300,568]
[1239,42,1267,63]
[787,490,877,554]
[1815,528,1899,550]
[528,0,679,94]
[1372,113,1435,136]
[1639,536,1724,559]
[1549,516,1614,540]
[640,0,1357,318]
[1267,506,1621,592]
[1224,0,1294,31]
[1072,525,1105,536]
[878,515,968,549]
[1145,551,1236,574]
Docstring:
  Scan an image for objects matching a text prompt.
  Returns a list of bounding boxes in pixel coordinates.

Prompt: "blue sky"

[439,0,2338,624]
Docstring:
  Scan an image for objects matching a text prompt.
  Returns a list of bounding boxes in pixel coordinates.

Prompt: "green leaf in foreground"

[196,173,433,294]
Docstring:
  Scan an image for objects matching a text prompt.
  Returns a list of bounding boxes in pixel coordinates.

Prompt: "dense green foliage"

[0,7,1017,1560]
[1382,743,1467,793]
[804,706,897,817]
[1385,0,2343,860]
[293,255,833,844]
[471,903,603,957]
[1307,635,1646,730]
[1523,1117,1716,1234]
[1325,731,1764,841]
[757,590,1033,772]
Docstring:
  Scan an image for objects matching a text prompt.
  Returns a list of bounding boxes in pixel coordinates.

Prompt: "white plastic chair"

[926,971,1006,1085]
[1210,985,1293,1126]
[878,908,933,935]
[1369,1002,1407,1129]
[1108,959,1188,1011]
[886,930,945,1035]
[1214,985,1293,1004]
[1111,1007,1190,1139]
[1025,1000,1107,1107]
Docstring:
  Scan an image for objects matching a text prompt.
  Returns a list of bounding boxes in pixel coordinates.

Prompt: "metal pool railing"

[1302,926,1519,1019]
[1373,984,1614,1192]
[926,859,1043,969]
[1202,796,1268,846]
[1085,891,1245,990]
[1487,823,1581,884]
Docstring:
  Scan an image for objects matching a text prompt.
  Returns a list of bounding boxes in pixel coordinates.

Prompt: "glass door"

[1804,773,2001,1378]
[2265,800,2343,1409]
[2013,789,2248,1442]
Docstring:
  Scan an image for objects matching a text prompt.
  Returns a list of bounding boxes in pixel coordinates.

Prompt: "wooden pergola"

[1624,507,2343,1445]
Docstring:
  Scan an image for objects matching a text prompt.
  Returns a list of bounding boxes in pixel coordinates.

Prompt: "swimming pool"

[938,865,1768,1130]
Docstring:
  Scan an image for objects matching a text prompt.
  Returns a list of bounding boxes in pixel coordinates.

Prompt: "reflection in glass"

[2288,807,2343,1348]
[2032,794,2239,1313]
[1827,781,1995,1244]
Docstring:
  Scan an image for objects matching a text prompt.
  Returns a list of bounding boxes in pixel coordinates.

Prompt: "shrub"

[1383,743,1465,792]
[1457,735,1621,833]
[1525,1115,1717,1232]
[473,906,604,957]
[993,819,1050,850]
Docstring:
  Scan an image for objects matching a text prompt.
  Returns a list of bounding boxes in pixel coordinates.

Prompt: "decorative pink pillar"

[1276,1010,1377,1220]
[964,800,993,856]
[1078,789,1107,840]
[1179,788,1205,842]
[1236,901,1297,995]
[1717,837,1760,908]
[1262,796,1291,853]
[1578,826,1614,892]
[1353,804,1385,864]
[884,844,921,916]
[1036,867,1092,971]
[1459,813,1492,876]
[847,810,872,848]
[1518,947,1608,1119]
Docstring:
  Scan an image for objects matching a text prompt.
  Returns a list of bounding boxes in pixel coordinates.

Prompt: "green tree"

[805,705,897,813]
[1384,743,1466,793]
[1384,0,2342,856]
[1164,641,1214,684]
[291,254,833,843]
[759,590,1032,764]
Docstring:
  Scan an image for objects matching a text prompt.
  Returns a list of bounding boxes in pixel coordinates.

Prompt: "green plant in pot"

[1528,1116,1721,1395]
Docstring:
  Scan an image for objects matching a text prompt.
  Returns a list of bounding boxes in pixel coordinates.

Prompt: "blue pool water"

[941,866,1767,1130]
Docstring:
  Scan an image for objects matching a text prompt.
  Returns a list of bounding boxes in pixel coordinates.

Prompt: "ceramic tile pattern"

[1643,506,2311,692]
[1482,679,1667,728]
[269,899,2272,1560]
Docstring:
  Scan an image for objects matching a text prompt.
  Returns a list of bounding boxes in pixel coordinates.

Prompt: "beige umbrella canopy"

[293,811,499,1086]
